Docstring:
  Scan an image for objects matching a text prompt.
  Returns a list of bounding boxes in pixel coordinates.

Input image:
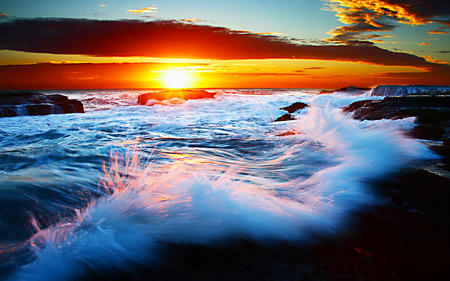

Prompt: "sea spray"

[6,104,437,281]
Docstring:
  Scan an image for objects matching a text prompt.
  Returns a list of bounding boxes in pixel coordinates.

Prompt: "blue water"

[0,89,436,280]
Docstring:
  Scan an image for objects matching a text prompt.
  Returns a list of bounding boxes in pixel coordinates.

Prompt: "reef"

[0,92,84,117]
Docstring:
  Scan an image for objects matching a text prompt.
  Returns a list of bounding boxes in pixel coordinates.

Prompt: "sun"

[160,69,194,89]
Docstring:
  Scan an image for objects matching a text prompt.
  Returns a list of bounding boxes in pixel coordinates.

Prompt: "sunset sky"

[0,0,449,89]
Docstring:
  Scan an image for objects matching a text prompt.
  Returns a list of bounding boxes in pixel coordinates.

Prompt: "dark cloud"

[303,67,326,70]
[1,18,447,72]
[325,0,450,45]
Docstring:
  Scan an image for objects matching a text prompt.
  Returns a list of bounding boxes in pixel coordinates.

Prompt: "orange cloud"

[428,30,448,34]
[419,42,432,46]
[127,6,158,15]
[181,19,205,23]
[423,55,448,64]
[324,0,449,45]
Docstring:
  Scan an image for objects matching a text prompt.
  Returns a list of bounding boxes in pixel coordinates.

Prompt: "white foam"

[369,85,450,97]
[8,102,437,280]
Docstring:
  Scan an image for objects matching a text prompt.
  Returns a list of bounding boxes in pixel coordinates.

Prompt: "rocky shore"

[264,87,450,281]
[90,87,450,281]
[0,92,84,117]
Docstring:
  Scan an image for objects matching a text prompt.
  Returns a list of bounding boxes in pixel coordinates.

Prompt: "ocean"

[0,89,437,280]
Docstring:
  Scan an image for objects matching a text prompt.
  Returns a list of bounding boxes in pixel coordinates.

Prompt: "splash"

[7,106,436,281]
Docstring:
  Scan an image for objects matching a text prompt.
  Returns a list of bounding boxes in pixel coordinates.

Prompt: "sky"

[0,0,449,89]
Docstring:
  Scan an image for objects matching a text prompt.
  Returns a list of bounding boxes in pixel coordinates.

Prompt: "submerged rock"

[274,113,295,122]
[0,92,84,118]
[138,89,216,105]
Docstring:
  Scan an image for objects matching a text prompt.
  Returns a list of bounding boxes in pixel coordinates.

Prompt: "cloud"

[428,30,448,34]
[324,0,450,45]
[181,18,205,23]
[419,42,432,46]
[0,18,447,72]
[0,13,6,18]
[303,67,327,70]
[127,6,158,15]
[422,55,447,64]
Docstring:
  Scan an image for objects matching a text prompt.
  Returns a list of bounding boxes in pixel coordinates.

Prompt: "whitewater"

[0,89,436,280]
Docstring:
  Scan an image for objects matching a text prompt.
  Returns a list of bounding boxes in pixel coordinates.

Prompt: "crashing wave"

[369,85,450,97]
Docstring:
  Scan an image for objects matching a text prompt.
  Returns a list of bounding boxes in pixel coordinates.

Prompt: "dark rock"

[318,86,371,95]
[0,92,84,117]
[313,168,450,281]
[343,95,450,123]
[25,103,63,115]
[46,94,70,103]
[274,113,295,122]
[138,89,216,105]
[338,86,371,92]
[275,101,309,121]
[318,89,335,95]
[280,102,308,113]
[344,93,450,173]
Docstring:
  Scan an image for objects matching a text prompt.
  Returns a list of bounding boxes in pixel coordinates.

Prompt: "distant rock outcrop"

[369,85,450,97]
[138,89,216,105]
[0,92,84,118]
[318,86,371,95]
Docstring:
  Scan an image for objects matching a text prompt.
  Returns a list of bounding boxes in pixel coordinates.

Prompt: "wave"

[6,105,436,281]
[369,85,450,97]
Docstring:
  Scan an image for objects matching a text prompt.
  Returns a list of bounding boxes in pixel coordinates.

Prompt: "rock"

[276,130,301,136]
[280,102,308,113]
[318,86,371,95]
[274,101,309,121]
[317,89,335,95]
[0,92,84,118]
[343,94,450,121]
[343,93,450,142]
[274,113,295,122]
[138,89,216,105]
[369,85,450,97]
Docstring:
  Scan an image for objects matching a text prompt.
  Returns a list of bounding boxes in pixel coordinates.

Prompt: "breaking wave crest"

[8,106,436,281]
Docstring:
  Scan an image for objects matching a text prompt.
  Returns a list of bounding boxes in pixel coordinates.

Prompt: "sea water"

[0,89,436,280]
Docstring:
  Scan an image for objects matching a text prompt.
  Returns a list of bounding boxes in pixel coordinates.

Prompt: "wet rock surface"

[274,113,295,122]
[318,86,371,95]
[280,102,308,113]
[138,89,216,105]
[0,92,84,117]
[343,94,450,141]
[275,102,309,122]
